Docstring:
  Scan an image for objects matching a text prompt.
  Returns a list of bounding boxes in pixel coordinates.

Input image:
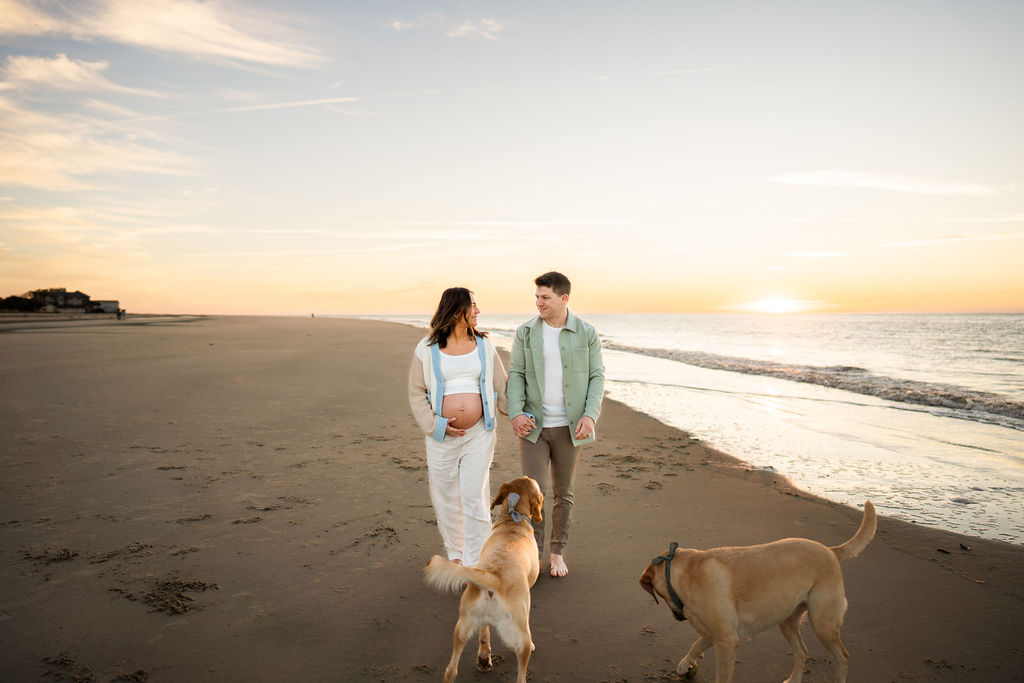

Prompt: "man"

[507,271,604,578]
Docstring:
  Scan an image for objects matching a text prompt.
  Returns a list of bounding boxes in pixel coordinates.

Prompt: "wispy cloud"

[211,97,363,114]
[0,201,303,264]
[0,203,151,260]
[83,98,141,117]
[785,251,849,258]
[387,13,511,41]
[447,18,509,41]
[1,62,432,190]
[0,200,243,249]
[0,95,193,190]
[1,53,165,96]
[880,232,1024,248]
[392,220,626,228]
[326,105,385,118]
[116,90,437,123]
[388,19,428,32]
[0,0,70,35]
[386,11,447,33]
[938,214,1024,223]
[771,170,998,196]
[0,0,324,68]
[176,242,439,259]
[379,231,537,243]
[658,67,723,76]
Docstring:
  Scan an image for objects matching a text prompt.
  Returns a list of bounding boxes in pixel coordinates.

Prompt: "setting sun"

[741,298,818,314]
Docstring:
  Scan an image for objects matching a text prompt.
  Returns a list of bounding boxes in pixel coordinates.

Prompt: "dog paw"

[677,660,698,679]
[476,655,492,672]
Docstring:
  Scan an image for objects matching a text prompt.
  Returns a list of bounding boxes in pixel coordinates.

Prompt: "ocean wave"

[604,342,1024,428]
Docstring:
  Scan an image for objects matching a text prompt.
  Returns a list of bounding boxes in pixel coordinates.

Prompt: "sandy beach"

[1,315,1022,682]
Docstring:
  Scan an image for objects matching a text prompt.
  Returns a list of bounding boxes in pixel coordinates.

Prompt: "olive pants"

[519,426,580,556]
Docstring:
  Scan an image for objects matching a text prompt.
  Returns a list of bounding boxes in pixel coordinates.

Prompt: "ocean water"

[372,313,1024,545]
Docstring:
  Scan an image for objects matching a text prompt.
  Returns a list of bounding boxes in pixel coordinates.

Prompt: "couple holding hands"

[408,271,604,578]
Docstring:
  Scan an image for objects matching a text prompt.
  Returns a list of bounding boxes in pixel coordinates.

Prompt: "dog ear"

[639,565,660,604]
[491,481,510,509]
[529,491,543,523]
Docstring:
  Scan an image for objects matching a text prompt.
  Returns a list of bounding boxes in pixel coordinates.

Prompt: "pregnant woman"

[408,287,507,567]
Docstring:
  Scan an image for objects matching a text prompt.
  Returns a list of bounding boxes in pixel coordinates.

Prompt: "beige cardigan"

[408,335,508,441]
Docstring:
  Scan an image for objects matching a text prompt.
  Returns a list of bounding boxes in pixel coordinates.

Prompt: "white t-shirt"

[541,321,569,427]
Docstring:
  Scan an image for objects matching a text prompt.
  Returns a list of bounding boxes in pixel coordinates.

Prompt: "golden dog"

[640,501,876,683]
[424,476,543,683]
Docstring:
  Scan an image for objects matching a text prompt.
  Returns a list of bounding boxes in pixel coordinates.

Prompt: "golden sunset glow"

[739,298,820,315]
[1,2,1022,315]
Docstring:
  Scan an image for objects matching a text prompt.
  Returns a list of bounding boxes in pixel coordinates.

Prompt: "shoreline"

[357,314,1024,546]
[1,315,1022,681]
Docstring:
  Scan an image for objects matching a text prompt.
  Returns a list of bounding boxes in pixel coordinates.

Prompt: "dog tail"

[424,555,501,594]
[831,500,877,561]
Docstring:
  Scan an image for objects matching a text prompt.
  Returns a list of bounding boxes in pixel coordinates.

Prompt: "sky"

[1,0,1022,316]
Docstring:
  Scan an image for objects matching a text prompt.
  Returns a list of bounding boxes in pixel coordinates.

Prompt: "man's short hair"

[535,271,571,297]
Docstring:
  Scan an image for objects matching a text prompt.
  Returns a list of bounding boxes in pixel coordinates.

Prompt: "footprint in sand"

[23,548,78,565]
[232,516,262,524]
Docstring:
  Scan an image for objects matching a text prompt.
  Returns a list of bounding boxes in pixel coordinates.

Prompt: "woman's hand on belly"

[442,393,484,430]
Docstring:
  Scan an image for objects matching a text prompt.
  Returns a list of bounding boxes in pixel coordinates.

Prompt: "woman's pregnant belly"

[442,393,484,430]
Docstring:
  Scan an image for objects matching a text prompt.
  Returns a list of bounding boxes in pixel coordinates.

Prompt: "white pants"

[424,420,495,567]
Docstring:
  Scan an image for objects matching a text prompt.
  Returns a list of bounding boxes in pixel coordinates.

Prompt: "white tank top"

[440,348,481,395]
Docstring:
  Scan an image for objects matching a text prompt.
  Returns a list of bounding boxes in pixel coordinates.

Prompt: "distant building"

[0,295,33,311]
[93,300,120,314]
[17,288,118,314]
[23,288,87,312]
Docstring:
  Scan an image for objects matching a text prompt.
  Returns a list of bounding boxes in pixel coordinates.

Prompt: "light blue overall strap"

[477,340,495,430]
[428,343,448,441]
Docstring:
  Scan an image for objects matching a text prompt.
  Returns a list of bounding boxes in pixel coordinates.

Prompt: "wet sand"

[1,315,1022,681]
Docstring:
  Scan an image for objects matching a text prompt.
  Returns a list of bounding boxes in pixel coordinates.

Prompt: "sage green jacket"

[506,311,604,446]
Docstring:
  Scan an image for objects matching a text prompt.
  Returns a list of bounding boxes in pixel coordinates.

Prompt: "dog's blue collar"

[651,542,686,618]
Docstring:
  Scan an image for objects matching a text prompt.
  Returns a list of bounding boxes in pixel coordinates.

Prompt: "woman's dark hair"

[428,287,486,348]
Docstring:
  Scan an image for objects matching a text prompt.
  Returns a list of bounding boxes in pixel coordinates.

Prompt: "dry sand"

[1,315,1022,682]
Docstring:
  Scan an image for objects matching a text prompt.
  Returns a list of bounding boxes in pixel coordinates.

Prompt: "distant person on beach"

[408,287,508,567]
[507,271,604,578]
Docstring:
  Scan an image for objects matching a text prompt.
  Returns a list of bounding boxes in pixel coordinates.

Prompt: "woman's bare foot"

[550,553,568,577]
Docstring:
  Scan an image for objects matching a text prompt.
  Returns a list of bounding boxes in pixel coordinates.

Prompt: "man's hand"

[511,414,535,437]
[574,416,595,440]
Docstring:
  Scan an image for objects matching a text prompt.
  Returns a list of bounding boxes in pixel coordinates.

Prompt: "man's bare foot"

[550,553,568,578]
[452,558,463,566]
